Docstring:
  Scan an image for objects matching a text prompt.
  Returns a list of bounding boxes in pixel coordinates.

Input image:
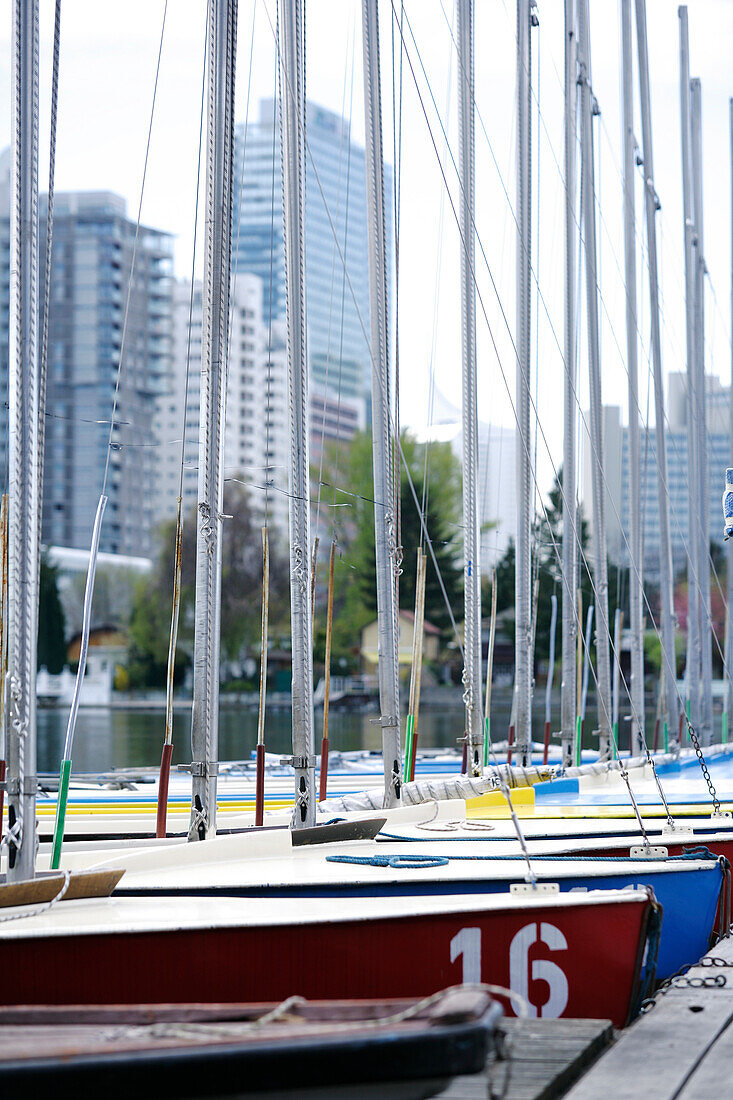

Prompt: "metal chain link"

[640,955,733,1012]
[686,719,722,815]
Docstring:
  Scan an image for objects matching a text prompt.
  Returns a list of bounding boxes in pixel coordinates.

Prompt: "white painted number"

[509,922,569,1018]
[450,926,482,983]
[450,923,569,1018]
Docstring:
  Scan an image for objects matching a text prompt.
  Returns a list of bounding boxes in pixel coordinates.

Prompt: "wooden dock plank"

[437,1017,613,1100]
[676,1017,733,1098]
[565,937,733,1099]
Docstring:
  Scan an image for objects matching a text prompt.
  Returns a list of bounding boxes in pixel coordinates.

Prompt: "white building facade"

[155,275,364,546]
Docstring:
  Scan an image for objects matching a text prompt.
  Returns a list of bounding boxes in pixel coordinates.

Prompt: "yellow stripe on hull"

[34,799,294,816]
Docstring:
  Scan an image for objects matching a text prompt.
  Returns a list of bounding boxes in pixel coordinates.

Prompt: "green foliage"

[37,558,66,673]
[315,430,463,658]
[487,468,631,665]
[126,482,290,689]
[644,627,685,677]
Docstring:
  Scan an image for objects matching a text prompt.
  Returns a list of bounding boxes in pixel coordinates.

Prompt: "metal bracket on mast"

[0,777,36,795]
[280,755,316,769]
[370,714,399,728]
[178,761,219,777]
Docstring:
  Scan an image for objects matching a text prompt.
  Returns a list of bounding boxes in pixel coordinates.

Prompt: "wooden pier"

[564,936,733,1098]
[436,1017,614,1099]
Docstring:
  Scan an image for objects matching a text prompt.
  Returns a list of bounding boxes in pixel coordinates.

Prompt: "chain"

[686,719,722,815]
[640,955,733,1012]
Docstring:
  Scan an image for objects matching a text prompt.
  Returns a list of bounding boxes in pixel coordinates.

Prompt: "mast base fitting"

[177,761,219,777]
[280,755,316,769]
[711,811,732,820]
[0,777,37,795]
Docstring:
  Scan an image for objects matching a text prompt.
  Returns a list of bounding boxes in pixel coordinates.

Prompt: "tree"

[126,482,290,688]
[37,558,66,673]
[488,468,630,666]
[315,430,464,644]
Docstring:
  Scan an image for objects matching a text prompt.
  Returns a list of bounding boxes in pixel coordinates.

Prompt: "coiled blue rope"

[326,846,718,869]
[326,854,450,869]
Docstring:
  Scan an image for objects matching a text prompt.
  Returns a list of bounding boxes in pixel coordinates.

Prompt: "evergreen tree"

[37,559,66,673]
[313,430,464,667]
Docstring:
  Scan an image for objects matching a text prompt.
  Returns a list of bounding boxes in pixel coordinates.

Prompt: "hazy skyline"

[1,0,731,505]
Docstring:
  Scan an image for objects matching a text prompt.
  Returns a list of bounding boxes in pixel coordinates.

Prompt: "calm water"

[35,686,622,775]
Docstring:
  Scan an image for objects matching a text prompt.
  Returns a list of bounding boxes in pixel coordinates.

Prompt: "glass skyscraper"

[0,152,172,556]
[232,98,393,417]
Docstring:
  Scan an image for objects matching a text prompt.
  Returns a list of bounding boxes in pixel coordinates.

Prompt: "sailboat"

[0,0,684,1031]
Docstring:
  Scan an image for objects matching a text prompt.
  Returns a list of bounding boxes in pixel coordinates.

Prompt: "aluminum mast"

[678,7,700,734]
[6,0,40,880]
[457,0,483,775]
[281,0,317,824]
[578,0,612,759]
[188,0,237,840]
[362,0,402,806]
[727,96,733,732]
[636,0,678,740]
[561,0,579,769]
[621,0,645,753]
[690,77,713,745]
[515,0,535,767]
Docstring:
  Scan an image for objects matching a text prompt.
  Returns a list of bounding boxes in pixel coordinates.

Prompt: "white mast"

[282,0,317,825]
[727,96,733,733]
[561,0,579,768]
[457,0,483,775]
[621,0,645,753]
[188,0,237,840]
[690,77,713,744]
[362,0,402,807]
[577,0,612,759]
[6,0,40,880]
[514,0,534,767]
[679,6,699,735]
[636,0,678,740]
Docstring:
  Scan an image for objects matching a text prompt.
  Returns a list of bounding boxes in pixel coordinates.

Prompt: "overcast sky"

[1,0,731,507]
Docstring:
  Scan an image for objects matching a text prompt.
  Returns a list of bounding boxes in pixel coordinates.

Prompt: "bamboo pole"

[310,535,319,623]
[0,495,8,842]
[484,569,497,768]
[156,497,184,839]
[318,540,335,802]
[544,593,558,765]
[579,602,594,765]
[405,548,427,782]
[575,586,583,764]
[612,608,624,759]
[255,527,269,826]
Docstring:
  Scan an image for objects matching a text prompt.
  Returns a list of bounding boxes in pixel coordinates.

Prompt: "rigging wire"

[329,23,357,543]
[155,0,209,838]
[431,1,729,740]
[263,2,280,529]
[392,2,672,807]
[260,0,466,659]
[314,14,354,549]
[37,0,61,547]
[420,26,454,547]
[392,0,405,568]
[51,0,170,868]
[527,8,731,672]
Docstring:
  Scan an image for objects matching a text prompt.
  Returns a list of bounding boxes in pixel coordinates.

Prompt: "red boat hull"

[0,895,655,1028]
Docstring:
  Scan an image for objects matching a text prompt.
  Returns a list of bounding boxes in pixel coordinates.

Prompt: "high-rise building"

[156,274,363,542]
[156,275,290,536]
[582,385,730,579]
[232,97,392,420]
[0,156,173,557]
